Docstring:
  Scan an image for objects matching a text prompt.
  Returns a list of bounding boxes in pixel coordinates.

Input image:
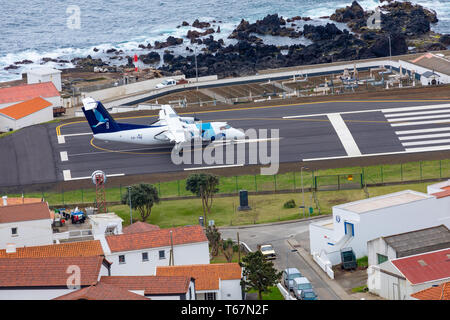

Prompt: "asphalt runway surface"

[1,99,450,189]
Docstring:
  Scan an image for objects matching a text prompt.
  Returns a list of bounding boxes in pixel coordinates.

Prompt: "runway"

[1,99,450,188]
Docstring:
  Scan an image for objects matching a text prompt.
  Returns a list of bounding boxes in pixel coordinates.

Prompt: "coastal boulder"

[140,52,160,64]
[440,34,450,46]
[330,1,365,23]
[370,33,407,57]
[192,19,211,29]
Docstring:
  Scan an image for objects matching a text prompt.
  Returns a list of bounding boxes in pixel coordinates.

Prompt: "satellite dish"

[91,170,107,185]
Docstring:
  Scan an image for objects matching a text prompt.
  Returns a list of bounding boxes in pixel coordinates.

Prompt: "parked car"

[292,277,317,300]
[282,268,302,291]
[155,79,177,89]
[257,244,276,259]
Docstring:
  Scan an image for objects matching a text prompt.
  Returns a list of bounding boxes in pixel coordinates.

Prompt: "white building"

[27,67,62,91]
[100,225,210,276]
[367,248,450,300]
[156,263,243,300]
[0,201,53,249]
[309,187,450,266]
[0,97,54,132]
[0,82,61,109]
[99,275,196,300]
[89,213,123,237]
[0,256,111,300]
[367,225,450,267]
[399,53,450,86]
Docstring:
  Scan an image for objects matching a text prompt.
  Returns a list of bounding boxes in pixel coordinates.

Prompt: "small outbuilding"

[0,97,53,132]
[27,67,62,91]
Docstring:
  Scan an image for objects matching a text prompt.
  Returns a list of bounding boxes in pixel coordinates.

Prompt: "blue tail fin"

[81,98,120,134]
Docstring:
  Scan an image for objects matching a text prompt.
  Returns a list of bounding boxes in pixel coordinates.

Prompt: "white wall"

[27,71,62,91]
[399,60,450,85]
[367,237,397,267]
[106,241,210,276]
[0,288,76,300]
[0,106,54,132]
[0,219,53,249]
[220,279,243,300]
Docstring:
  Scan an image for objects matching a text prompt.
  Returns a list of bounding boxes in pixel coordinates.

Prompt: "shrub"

[283,199,296,209]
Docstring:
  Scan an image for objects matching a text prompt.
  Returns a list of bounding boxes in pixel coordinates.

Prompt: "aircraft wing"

[159,105,189,143]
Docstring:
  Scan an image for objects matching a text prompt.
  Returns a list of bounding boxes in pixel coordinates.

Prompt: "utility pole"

[194,47,198,83]
[388,34,392,70]
[237,232,241,264]
[128,186,133,225]
[300,166,308,217]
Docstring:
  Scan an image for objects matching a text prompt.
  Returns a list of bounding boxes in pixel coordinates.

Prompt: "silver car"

[282,268,302,291]
[293,277,317,300]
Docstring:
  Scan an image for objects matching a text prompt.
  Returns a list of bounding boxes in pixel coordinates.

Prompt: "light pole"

[127,186,133,225]
[194,47,198,83]
[388,34,392,70]
[300,166,308,217]
[286,248,298,291]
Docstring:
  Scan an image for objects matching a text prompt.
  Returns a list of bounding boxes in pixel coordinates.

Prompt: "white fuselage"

[94,126,171,145]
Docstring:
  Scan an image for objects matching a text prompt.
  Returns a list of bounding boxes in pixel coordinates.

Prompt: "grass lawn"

[210,251,245,264]
[248,286,284,300]
[351,285,368,293]
[84,181,431,227]
[357,256,368,268]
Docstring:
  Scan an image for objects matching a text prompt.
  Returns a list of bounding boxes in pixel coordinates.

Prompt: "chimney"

[6,243,16,254]
[2,196,7,206]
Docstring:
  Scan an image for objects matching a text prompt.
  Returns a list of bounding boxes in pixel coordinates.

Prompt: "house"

[367,248,450,300]
[410,282,450,300]
[0,97,54,132]
[0,82,61,109]
[122,221,160,234]
[101,225,210,276]
[0,239,104,258]
[309,188,450,266]
[0,201,53,249]
[0,256,111,300]
[399,53,450,85]
[27,67,62,91]
[99,275,196,300]
[156,263,243,300]
[54,282,150,300]
[367,225,450,266]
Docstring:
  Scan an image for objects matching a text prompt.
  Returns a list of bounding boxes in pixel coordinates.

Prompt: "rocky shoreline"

[5,1,450,79]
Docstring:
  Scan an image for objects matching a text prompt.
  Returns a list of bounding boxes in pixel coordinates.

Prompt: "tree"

[121,184,160,222]
[206,225,221,257]
[221,238,238,263]
[240,251,282,300]
[185,173,219,222]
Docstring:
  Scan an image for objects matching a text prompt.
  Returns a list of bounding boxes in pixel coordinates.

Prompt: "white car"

[155,79,177,89]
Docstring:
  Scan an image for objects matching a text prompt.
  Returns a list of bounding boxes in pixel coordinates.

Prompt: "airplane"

[81,97,245,154]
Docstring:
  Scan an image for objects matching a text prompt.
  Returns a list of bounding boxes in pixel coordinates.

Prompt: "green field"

[9,159,450,207]
[87,182,429,227]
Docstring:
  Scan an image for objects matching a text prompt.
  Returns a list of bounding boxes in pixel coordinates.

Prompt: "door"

[392,282,399,300]
[344,222,354,236]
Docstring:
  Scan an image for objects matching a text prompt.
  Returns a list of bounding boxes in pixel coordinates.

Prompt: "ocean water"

[0,0,449,82]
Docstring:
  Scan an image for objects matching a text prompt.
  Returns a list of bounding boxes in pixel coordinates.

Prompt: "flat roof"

[27,67,62,75]
[339,190,430,214]
[383,225,450,258]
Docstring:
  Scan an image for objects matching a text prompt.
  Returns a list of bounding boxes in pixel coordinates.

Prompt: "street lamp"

[127,186,133,225]
[194,47,198,83]
[300,166,308,217]
[286,248,298,291]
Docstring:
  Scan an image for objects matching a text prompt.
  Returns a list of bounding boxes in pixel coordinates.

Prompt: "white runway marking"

[395,127,450,135]
[398,133,450,141]
[57,135,65,144]
[404,145,450,152]
[63,132,92,137]
[327,113,361,156]
[60,151,68,162]
[63,171,125,181]
[387,113,450,122]
[390,118,450,127]
[384,108,450,118]
[402,138,450,147]
[63,170,71,181]
[382,104,450,113]
[184,164,244,171]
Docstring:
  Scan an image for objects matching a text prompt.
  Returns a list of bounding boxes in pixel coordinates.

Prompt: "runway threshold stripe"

[387,113,450,122]
[60,151,68,162]
[398,133,450,141]
[63,170,71,181]
[384,108,450,118]
[327,113,361,156]
[404,145,450,152]
[390,119,450,127]
[395,127,450,135]
[402,138,450,146]
[184,164,244,171]
[57,135,65,144]
[382,104,450,113]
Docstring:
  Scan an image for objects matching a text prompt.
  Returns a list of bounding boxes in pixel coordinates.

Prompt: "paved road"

[220,217,342,300]
[1,99,450,188]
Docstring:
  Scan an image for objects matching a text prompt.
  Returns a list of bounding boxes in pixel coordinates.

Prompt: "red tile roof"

[0,197,42,207]
[392,248,450,285]
[156,263,242,291]
[0,256,106,287]
[106,225,207,253]
[100,276,191,295]
[0,97,52,120]
[0,82,59,104]
[0,202,51,223]
[54,282,150,300]
[411,282,450,300]
[122,221,160,234]
[0,240,104,258]
[432,189,450,199]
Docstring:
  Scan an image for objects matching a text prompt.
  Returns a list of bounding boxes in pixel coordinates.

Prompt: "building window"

[206,292,216,300]
[11,228,18,236]
[142,252,149,262]
[159,250,166,260]
[377,254,388,264]
[119,255,126,264]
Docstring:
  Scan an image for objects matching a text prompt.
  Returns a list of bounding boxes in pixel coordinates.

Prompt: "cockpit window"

[220,125,231,130]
